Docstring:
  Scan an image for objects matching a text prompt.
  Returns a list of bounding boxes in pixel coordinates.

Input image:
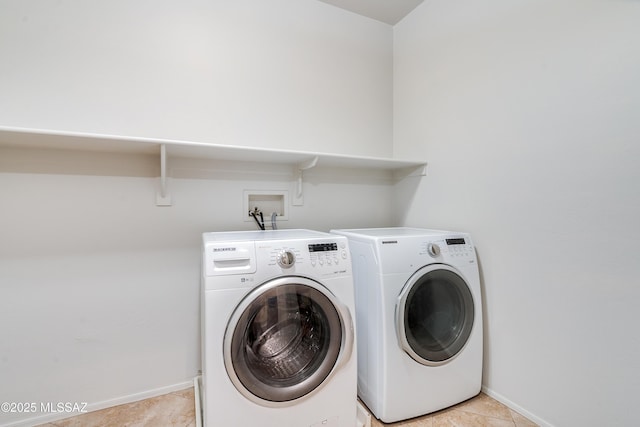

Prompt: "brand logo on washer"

[213,247,237,252]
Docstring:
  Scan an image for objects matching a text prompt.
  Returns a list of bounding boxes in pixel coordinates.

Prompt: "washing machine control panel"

[263,240,349,276]
[308,241,348,268]
[277,250,296,268]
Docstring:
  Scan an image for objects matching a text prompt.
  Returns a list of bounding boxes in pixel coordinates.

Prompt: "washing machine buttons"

[277,250,296,268]
[309,252,343,268]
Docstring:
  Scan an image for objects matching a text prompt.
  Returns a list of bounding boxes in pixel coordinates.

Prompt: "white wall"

[0,147,395,426]
[0,1,395,425]
[394,1,640,426]
[0,0,392,157]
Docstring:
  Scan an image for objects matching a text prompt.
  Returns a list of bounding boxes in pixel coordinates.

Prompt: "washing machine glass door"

[224,276,352,405]
[397,264,474,366]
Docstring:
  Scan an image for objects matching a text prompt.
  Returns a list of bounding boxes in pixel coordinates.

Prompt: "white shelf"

[0,126,426,173]
[0,126,426,206]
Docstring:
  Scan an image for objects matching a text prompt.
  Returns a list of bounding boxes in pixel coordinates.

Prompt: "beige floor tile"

[170,387,195,401]
[35,388,537,427]
[431,409,515,427]
[371,415,434,427]
[510,409,539,427]
[398,418,434,427]
[47,391,195,427]
[367,393,538,427]
[452,393,513,421]
[48,404,129,427]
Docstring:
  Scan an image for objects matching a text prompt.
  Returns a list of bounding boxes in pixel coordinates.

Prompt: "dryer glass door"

[397,265,474,365]
[224,277,351,404]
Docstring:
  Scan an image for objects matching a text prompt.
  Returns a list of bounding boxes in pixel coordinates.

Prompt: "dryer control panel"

[444,237,475,259]
[419,237,474,260]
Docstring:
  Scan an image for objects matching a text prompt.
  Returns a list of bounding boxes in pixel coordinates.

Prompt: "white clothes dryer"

[331,228,483,423]
[201,230,357,427]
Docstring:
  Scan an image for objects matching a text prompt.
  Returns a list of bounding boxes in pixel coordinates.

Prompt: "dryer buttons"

[427,243,441,257]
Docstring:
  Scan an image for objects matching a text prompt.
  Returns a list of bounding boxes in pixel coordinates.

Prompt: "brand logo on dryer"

[213,247,237,252]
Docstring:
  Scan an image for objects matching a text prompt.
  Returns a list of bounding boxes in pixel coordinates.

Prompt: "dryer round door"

[396,264,475,366]
[224,276,353,406]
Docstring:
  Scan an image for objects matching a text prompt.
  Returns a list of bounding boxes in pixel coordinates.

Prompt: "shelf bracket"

[156,144,172,206]
[292,156,319,206]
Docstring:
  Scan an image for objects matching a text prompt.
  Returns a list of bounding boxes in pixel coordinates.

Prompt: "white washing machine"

[201,229,357,427]
[331,227,483,423]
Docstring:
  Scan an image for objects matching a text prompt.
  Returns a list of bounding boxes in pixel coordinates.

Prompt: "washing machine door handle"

[332,298,354,370]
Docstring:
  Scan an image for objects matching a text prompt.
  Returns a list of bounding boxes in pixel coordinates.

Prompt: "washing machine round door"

[224,276,353,405]
[396,264,475,366]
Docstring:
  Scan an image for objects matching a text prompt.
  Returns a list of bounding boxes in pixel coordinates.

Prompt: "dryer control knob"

[277,250,296,268]
[428,243,441,257]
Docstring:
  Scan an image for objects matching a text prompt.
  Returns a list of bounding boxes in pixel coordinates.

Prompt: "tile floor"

[36,388,196,427]
[36,388,538,427]
[367,393,538,427]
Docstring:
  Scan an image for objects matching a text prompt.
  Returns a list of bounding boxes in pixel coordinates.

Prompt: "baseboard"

[481,385,553,427]
[2,381,194,427]
[356,400,371,427]
[193,376,203,427]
